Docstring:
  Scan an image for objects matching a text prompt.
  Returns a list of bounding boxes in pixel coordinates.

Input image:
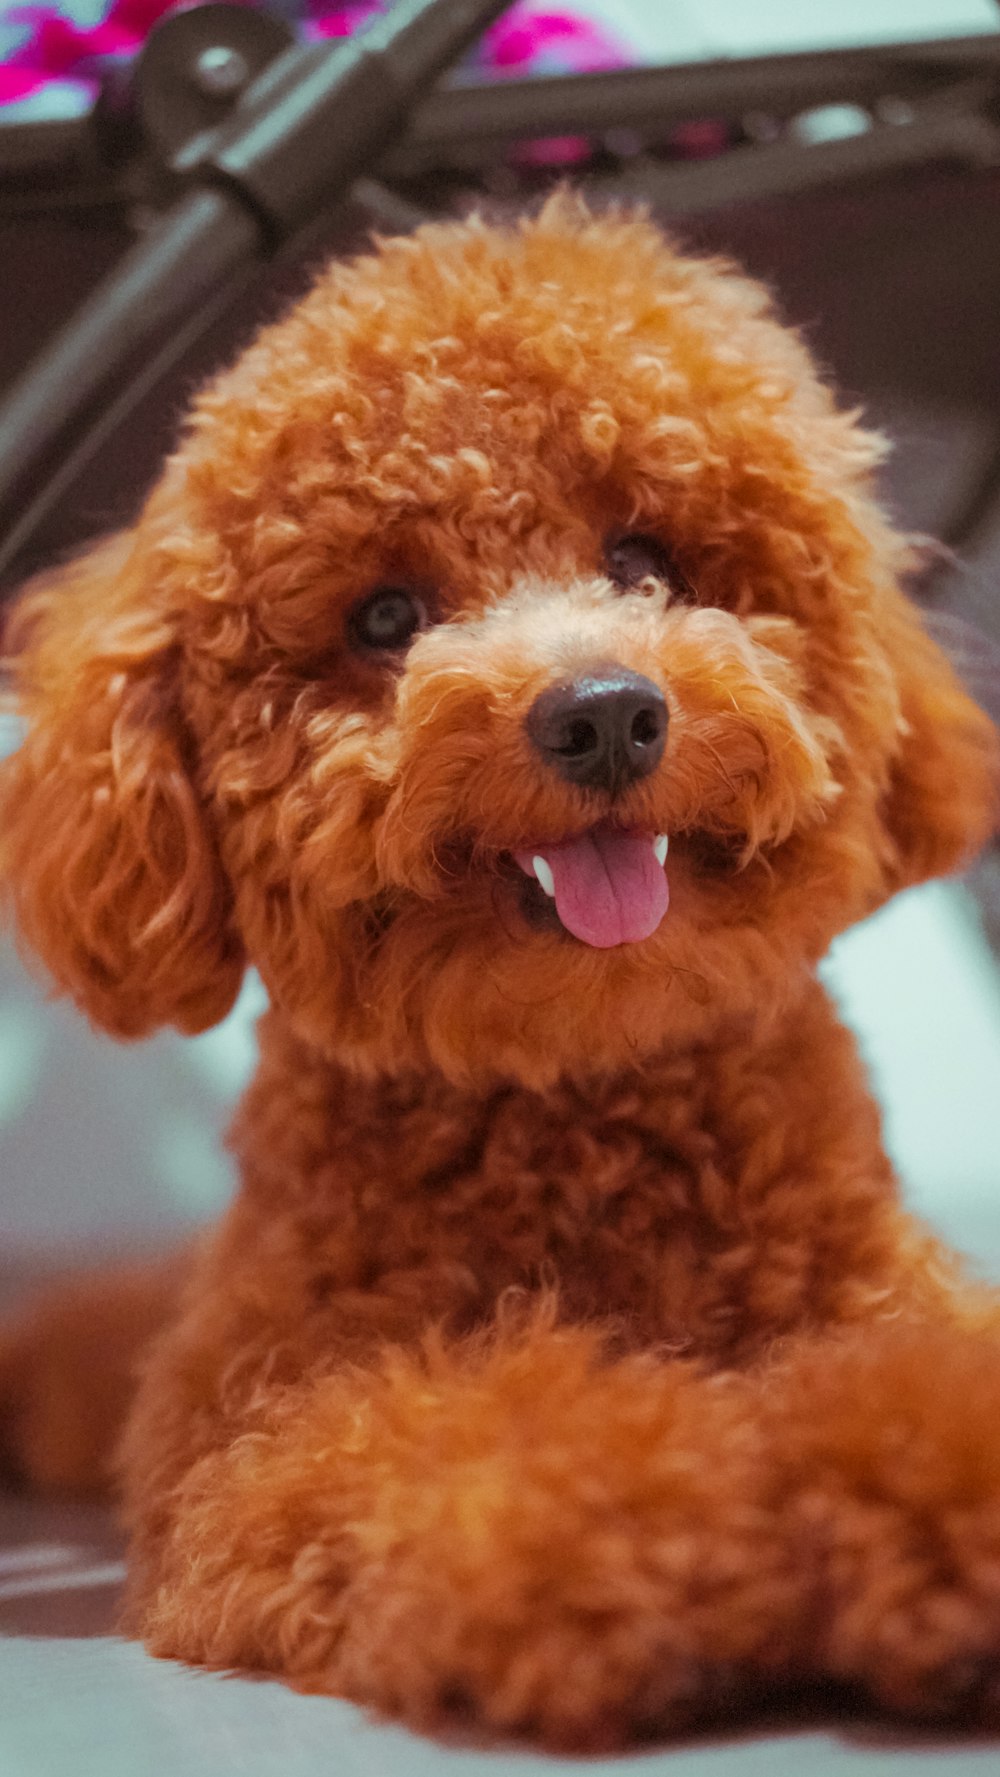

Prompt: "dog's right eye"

[348,586,427,652]
[604,532,696,602]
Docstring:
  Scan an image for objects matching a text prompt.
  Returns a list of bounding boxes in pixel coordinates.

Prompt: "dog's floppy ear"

[879,593,999,894]
[1,528,244,1037]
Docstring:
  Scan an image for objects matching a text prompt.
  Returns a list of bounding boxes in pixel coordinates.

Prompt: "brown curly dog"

[2,195,999,1750]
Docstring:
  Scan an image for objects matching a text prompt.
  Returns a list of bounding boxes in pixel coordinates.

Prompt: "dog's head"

[3,199,996,1086]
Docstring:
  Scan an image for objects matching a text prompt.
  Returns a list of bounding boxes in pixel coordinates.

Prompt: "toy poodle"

[1,195,999,1749]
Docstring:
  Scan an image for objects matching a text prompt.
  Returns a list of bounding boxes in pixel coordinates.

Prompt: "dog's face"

[2,201,996,1086]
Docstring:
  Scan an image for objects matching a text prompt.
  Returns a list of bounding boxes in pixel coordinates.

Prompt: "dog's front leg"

[123,1300,1000,1746]
[757,1316,1000,1725]
[122,1311,803,1750]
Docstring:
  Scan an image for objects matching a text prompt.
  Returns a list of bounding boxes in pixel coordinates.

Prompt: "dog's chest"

[318,1074,751,1357]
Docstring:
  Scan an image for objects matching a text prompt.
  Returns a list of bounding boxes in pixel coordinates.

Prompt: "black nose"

[526,667,668,794]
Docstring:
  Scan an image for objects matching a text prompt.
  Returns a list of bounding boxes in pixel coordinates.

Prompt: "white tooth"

[653,834,669,867]
[532,855,556,898]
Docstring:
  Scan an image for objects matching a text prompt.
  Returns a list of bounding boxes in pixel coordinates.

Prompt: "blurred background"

[3,0,1000,1292]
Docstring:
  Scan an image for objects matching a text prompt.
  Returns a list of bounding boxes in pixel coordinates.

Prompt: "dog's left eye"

[604,532,694,600]
[349,586,428,652]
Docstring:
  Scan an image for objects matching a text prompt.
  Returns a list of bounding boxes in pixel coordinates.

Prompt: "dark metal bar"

[4,30,999,189]
[382,33,1000,175]
[0,189,261,584]
[601,83,1000,219]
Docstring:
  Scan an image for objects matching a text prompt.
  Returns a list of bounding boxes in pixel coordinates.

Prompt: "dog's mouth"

[511,822,669,948]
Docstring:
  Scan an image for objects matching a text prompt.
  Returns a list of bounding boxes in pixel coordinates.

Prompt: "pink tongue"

[516,826,669,948]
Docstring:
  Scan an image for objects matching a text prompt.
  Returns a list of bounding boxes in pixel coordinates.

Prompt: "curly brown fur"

[2,194,999,1748]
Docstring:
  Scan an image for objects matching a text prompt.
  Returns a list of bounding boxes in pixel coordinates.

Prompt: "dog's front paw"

[775,1320,1000,1730]
[327,1534,771,1750]
[135,1330,801,1750]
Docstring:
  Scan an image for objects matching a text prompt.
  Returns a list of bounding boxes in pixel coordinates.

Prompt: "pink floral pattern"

[0,0,633,121]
